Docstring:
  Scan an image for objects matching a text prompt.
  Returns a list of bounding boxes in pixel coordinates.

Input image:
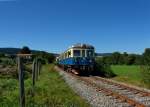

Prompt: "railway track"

[81,76,150,107]
[56,67,150,107]
[69,74,150,107]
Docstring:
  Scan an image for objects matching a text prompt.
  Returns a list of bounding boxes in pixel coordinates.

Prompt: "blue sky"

[0,0,150,54]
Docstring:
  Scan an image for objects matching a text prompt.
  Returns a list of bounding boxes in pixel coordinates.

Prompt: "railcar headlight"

[74,57,78,62]
[89,59,92,63]
[83,57,86,60]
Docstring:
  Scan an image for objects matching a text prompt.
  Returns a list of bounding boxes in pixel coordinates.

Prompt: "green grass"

[0,78,19,107]
[0,64,89,107]
[32,64,89,107]
[111,65,148,88]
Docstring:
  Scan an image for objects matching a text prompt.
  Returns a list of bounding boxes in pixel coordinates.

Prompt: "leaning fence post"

[38,61,41,75]
[37,61,40,76]
[18,56,25,107]
[32,59,36,87]
[35,58,38,81]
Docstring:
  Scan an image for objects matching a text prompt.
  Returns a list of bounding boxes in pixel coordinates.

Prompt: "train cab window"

[73,50,81,57]
[68,51,71,57]
[87,50,93,57]
[82,50,85,57]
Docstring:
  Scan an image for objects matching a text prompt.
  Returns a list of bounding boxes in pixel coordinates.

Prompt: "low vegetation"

[140,48,150,88]
[33,64,89,107]
[140,66,150,88]
[19,46,55,64]
[94,58,116,78]
[96,48,150,89]
[99,52,142,65]
[33,51,55,64]
[111,65,150,89]
[0,46,150,107]
[0,64,89,107]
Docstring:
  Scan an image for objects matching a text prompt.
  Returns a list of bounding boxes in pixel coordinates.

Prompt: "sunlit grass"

[33,64,89,107]
[0,64,90,107]
[111,65,149,88]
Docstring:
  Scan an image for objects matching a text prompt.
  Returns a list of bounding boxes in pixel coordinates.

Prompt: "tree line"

[95,48,150,88]
[97,49,150,65]
[19,46,55,64]
[0,46,56,65]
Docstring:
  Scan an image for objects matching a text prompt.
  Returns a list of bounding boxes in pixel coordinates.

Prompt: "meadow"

[111,65,149,88]
[0,64,89,107]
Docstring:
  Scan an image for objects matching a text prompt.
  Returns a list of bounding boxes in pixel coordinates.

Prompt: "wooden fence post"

[35,58,38,81]
[18,57,25,107]
[37,61,39,76]
[38,61,41,75]
[32,60,36,87]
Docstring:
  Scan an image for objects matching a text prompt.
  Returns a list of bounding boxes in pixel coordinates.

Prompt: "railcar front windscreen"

[73,50,81,57]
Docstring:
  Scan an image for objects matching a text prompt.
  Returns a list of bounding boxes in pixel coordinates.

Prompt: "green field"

[0,64,89,107]
[111,65,148,88]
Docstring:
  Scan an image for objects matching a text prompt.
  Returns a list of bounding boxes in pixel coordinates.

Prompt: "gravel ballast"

[56,67,131,107]
[83,76,150,106]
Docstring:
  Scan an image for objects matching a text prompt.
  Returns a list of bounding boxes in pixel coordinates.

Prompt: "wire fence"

[17,54,42,107]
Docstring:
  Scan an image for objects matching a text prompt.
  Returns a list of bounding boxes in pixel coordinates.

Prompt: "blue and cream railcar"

[57,44,95,74]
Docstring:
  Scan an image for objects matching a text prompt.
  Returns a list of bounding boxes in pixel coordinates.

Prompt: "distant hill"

[0,48,59,57]
[0,48,110,57]
[95,53,112,57]
[0,48,21,55]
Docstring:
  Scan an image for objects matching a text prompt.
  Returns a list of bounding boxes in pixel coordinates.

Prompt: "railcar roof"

[70,43,94,49]
[59,43,95,56]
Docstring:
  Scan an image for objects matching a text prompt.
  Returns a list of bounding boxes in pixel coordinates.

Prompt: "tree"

[102,56,113,65]
[34,51,55,64]
[140,48,150,88]
[122,52,128,64]
[98,52,142,65]
[0,53,5,57]
[20,46,31,54]
[111,52,124,65]
[126,54,136,65]
[143,48,150,65]
[134,55,142,65]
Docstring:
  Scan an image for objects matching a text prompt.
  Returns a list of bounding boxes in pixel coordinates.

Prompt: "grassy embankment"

[111,65,149,89]
[0,64,89,107]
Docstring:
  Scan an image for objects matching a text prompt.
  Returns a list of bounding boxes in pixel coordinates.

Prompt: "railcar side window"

[87,50,93,57]
[73,50,81,57]
[82,50,85,57]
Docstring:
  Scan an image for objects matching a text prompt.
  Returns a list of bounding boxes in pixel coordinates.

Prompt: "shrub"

[140,66,150,88]
[54,61,59,65]
[0,53,5,58]
[2,58,16,66]
[33,52,55,64]
[140,48,150,88]
[94,58,116,77]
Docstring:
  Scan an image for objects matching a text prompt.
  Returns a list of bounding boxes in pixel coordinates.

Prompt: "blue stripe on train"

[58,57,94,65]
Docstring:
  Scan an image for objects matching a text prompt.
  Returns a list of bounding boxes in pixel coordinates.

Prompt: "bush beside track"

[93,58,116,78]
